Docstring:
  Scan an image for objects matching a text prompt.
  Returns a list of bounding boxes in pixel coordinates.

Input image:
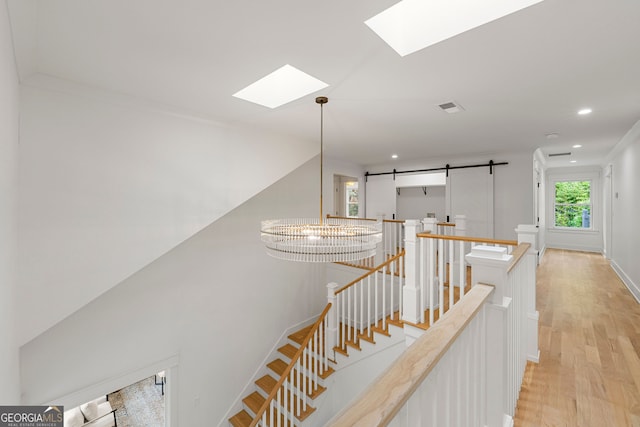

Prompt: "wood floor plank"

[515,249,640,426]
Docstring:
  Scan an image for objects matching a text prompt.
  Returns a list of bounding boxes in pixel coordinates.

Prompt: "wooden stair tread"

[267,358,288,375]
[266,366,335,399]
[256,375,277,394]
[334,346,348,356]
[345,340,361,351]
[229,410,252,427]
[278,343,298,360]
[243,390,314,424]
[288,325,313,345]
[268,356,334,380]
[370,325,391,337]
[357,332,376,344]
[243,391,265,414]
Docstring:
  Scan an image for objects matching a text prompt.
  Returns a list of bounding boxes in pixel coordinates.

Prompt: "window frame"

[546,169,601,235]
[553,179,593,230]
[345,181,359,218]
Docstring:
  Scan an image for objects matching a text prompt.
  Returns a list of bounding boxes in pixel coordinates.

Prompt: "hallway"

[514,249,640,426]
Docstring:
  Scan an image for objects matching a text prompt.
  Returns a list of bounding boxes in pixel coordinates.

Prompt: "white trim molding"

[611,260,640,304]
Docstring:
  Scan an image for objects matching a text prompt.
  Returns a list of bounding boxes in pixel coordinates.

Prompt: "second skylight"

[365,0,544,57]
[233,64,328,109]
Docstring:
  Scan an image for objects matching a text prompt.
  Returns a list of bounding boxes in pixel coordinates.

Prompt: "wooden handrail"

[326,214,405,224]
[335,250,406,295]
[437,222,455,227]
[416,232,518,247]
[326,214,377,222]
[249,303,333,427]
[326,284,495,427]
[507,243,530,273]
[383,219,405,224]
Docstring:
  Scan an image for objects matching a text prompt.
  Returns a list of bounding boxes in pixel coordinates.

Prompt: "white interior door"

[447,168,494,238]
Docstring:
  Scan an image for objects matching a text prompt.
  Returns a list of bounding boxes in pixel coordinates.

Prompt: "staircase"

[229,324,334,427]
[228,311,407,427]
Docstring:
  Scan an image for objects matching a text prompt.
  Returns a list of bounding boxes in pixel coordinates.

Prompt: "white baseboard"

[538,245,546,263]
[503,414,514,427]
[528,349,541,364]
[610,260,640,304]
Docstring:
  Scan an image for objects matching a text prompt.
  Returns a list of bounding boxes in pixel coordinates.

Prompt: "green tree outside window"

[554,180,591,228]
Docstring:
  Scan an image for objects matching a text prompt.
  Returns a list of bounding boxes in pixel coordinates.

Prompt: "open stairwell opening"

[227,218,539,427]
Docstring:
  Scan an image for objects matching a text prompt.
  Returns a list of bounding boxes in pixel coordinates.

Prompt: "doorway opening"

[334,175,360,217]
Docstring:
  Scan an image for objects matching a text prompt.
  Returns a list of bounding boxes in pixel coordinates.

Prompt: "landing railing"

[327,241,538,427]
[327,250,405,355]
[249,304,332,427]
[408,220,517,327]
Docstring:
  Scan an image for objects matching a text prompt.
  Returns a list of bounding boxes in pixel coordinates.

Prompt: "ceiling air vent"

[548,152,572,157]
[438,101,464,113]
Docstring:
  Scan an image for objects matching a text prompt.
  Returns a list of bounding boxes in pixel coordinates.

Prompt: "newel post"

[402,220,422,325]
[466,245,513,427]
[516,224,540,363]
[454,214,466,236]
[326,282,338,359]
[422,217,437,234]
[375,214,386,265]
[450,214,467,287]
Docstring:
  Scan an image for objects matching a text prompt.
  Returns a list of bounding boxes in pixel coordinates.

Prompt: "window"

[554,180,592,228]
[345,181,359,217]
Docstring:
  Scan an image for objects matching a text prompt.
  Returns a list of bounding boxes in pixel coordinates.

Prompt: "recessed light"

[578,108,592,115]
[233,64,328,109]
[391,154,399,159]
[570,160,577,163]
[365,0,543,57]
[545,133,559,140]
[572,144,582,148]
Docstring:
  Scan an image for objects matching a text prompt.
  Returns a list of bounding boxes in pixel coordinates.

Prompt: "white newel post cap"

[515,224,538,250]
[422,217,437,234]
[404,219,421,240]
[465,245,513,303]
[327,282,338,298]
[468,245,512,261]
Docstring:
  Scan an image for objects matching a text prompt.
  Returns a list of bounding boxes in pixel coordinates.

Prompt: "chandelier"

[261,97,382,262]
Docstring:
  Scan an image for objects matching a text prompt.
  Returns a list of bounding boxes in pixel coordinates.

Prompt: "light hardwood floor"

[514,249,640,427]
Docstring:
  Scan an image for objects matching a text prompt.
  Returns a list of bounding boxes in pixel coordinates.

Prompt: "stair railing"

[328,249,405,354]
[326,215,405,269]
[249,303,332,427]
[327,242,537,426]
[415,232,517,327]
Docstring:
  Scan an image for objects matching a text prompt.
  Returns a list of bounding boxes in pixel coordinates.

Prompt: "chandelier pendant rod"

[317,96,328,226]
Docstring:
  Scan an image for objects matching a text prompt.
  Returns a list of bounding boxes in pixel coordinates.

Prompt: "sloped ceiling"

[8,0,640,167]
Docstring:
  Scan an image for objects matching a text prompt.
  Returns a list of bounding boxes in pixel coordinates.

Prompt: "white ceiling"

[8,0,640,168]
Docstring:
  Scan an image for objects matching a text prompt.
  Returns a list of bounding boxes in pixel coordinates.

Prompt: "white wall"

[20,157,328,425]
[0,0,21,404]
[365,152,534,240]
[17,80,316,345]
[545,166,603,253]
[608,121,640,300]
[396,186,446,221]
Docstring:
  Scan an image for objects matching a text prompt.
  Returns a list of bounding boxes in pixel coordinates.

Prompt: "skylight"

[365,0,544,57]
[233,64,328,109]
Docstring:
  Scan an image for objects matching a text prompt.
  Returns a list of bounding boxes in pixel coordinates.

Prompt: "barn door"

[447,167,494,238]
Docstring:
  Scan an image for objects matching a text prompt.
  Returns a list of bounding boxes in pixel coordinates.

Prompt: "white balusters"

[428,238,435,326]
[333,251,406,352]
